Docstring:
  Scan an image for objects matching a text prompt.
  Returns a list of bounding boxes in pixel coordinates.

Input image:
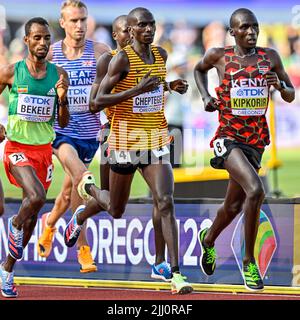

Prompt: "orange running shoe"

[77,246,97,273]
[37,213,56,258]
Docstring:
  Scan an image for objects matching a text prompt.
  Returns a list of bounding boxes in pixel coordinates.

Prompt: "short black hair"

[229,8,256,28]
[112,15,127,32]
[25,17,49,36]
[127,7,152,26]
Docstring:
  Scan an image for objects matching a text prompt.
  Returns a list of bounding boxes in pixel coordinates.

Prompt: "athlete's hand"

[170,79,188,94]
[55,74,69,103]
[203,96,220,112]
[136,70,160,94]
[263,71,281,90]
[0,123,6,143]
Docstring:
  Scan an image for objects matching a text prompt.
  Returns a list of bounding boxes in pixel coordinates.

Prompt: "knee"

[28,190,46,209]
[61,189,71,206]
[109,206,125,219]
[156,195,174,217]
[247,183,265,202]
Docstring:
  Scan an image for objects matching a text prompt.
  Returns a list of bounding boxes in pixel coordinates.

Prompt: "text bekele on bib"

[17,94,55,122]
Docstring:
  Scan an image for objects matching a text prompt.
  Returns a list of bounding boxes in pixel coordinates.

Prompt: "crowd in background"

[1,16,300,154]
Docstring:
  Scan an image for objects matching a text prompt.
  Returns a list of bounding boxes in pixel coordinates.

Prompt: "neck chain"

[235,47,256,58]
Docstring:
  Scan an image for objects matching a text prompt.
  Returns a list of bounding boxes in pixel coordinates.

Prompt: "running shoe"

[198,227,217,276]
[77,171,96,201]
[151,261,172,282]
[37,213,57,258]
[77,246,97,273]
[171,272,193,295]
[64,205,85,247]
[0,264,18,298]
[8,216,24,260]
[242,261,264,292]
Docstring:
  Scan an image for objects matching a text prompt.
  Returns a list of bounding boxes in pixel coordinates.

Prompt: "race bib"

[213,138,227,157]
[9,152,28,165]
[152,145,170,158]
[46,164,53,182]
[133,84,163,113]
[115,150,132,163]
[17,94,55,122]
[230,86,268,116]
[68,85,91,113]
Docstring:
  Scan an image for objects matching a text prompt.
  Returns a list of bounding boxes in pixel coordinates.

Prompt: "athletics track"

[1,282,300,300]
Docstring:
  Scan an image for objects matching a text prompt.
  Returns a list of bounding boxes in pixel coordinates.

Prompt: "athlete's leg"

[100,163,110,191]
[141,162,192,294]
[4,215,39,272]
[77,169,134,223]
[226,149,264,264]
[3,168,46,273]
[206,148,264,264]
[65,168,134,247]
[203,177,246,247]
[70,163,94,253]
[152,204,166,264]
[46,174,72,227]
[37,174,72,257]
[10,165,46,228]
[100,140,110,191]
[54,144,109,210]
[141,163,178,269]
[138,170,165,265]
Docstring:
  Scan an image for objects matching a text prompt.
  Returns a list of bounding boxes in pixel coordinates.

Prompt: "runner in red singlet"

[194,8,295,291]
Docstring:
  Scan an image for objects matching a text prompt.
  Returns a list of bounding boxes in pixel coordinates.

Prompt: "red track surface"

[0,285,300,300]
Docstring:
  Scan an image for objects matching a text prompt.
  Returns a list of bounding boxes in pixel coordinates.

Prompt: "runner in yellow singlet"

[64,8,193,294]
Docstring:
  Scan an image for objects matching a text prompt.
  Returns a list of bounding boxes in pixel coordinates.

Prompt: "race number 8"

[46,164,53,182]
[213,138,227,157]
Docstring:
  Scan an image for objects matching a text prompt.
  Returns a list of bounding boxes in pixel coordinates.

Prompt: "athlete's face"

[230,13,259,49]
[24,23,51,60]
[130,11,156,45]
[60,6,88,41]
[113,19,131,49]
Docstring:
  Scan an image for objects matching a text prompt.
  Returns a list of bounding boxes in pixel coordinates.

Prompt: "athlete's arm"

[56,66,70,128]
[89,52,113,113]
[265,48,295,103]
[158,46,188,95]
[0,64,14,142]
[93,42,111,60]
[94,51,160,111]
[0,64,14,92]
[194,47,224,112]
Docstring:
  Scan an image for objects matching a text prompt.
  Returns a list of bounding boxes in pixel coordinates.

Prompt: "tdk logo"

[236,88,265,97]
[69,88,88,95]
[24,96,50,105]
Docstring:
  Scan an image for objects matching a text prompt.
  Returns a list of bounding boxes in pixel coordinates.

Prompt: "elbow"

[90,95,107,113]
[89,100,101,114]
[59,121,68,129]
[283,91,295,103]
[59,117,69,128]
[288,92,295,103]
